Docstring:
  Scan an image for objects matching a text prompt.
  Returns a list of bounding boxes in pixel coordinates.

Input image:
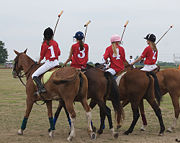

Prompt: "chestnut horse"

[12,50,96,141]
[94,66,165,135]
[95,64,165,135]
[118,69,165,135]
[50,65,124,138]
[137,68,180,132]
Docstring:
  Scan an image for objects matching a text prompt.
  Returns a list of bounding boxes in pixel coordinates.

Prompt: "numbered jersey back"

[40,40,61,61]
[71,42,89,69]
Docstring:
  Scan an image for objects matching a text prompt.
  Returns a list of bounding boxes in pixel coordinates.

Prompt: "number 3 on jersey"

[48,46,55,58]
[78,48,85,58]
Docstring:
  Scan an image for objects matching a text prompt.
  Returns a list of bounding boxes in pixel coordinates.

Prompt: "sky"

[0,0,180,63]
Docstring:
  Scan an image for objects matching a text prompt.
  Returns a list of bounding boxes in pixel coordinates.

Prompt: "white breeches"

[32,60,59,78]
[106,68,116,75]
[140,64,157,72]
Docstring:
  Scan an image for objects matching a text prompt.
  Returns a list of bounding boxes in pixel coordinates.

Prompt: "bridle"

[12,56,37,86]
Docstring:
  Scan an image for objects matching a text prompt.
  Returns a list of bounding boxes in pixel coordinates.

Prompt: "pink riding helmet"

[110,34,121,43]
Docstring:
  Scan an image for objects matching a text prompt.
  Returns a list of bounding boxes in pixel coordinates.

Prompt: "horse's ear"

[24,49,27,54]
[14,50,19,55]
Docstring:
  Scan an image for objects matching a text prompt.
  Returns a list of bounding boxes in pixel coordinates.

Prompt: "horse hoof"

[140,125,147,131]
[166,127,173,133]
[97,129,103,135]
[18,129,23,135]
[158,132,164,136]
[113,132,119,139]
[90,132,96,140]
[175,138,180,142]
[123,131,130,135]
[67,136,73,142]
[49,130,54,138]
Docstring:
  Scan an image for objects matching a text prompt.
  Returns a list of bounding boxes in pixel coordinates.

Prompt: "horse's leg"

[139,100,148,131]
[98,107,106,134]
[146,98,165,135]
[122,99,130,107]
[81,98,96,140]
[89,99,97,132]
[18,98,34,135]
[50,99,71,133]
[105,104,119,138]
[64,100,76,142]
[46,100,55,137]
[124,102,140,135]
[167,95,180,132]
[97,100,118,138]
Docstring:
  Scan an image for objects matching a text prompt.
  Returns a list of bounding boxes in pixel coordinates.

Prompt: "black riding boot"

[33,76,46,94]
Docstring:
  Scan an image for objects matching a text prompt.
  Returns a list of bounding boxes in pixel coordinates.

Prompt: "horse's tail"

[146,72,162,105]
[104,72,124,126]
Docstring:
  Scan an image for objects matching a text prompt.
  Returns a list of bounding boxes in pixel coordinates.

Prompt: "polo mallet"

[156,25,173,45]
[84,20,91,42]
[53,10,64,36]
[120,20,129,44]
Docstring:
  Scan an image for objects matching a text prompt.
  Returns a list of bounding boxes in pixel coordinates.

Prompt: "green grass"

[0,69,179,143]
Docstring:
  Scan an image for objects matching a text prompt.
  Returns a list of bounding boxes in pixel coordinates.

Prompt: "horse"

[118,68,165,135]
[50,64,124,138]
[135,68,180,132]
[92,64,165,135]
[12,49,96,141]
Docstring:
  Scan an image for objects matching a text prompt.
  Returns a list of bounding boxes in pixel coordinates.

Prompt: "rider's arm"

[64,46,73,66]
[131,56,143,65]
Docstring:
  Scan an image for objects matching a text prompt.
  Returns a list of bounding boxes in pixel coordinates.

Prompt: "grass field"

[0,69,179,143]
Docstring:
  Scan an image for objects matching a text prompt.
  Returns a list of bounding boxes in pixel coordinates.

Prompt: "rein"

[15,62,37,87]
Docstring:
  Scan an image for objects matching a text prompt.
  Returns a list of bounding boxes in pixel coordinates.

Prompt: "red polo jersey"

[71,42,89,69]
[40,40,60,61]
[103,44,125,73]
[141,46,158,65]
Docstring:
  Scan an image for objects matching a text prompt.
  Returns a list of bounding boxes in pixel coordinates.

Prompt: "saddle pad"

[116,72,126,86]
[42,68,59,84]
[52,67,80,82]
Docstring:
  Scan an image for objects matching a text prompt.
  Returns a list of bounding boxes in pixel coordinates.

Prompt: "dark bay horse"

[12,49,95,141]
[50,65,124,138]
[136,68,180,132]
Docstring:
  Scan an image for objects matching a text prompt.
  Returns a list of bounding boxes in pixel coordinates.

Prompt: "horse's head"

[12,49,27,78]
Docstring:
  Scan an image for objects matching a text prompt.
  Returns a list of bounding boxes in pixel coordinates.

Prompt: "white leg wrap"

[140,124,147,131]
[86,112,92,131]
[67,117,76,141]
[167,118,178,132]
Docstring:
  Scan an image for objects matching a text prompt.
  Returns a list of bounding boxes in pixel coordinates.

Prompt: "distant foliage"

[0,41,8,64]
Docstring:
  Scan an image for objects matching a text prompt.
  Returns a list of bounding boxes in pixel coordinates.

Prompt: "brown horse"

[12,49,96,141]
[50,65,124,138]
[98,66,165,135]
[117,69,165,135]
[136,68,180,132]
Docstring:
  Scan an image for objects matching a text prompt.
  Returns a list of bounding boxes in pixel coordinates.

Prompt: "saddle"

[40,66,80,85]
[52,67,80,84]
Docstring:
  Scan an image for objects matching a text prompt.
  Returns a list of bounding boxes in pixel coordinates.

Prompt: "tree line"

[0,41,8,64]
